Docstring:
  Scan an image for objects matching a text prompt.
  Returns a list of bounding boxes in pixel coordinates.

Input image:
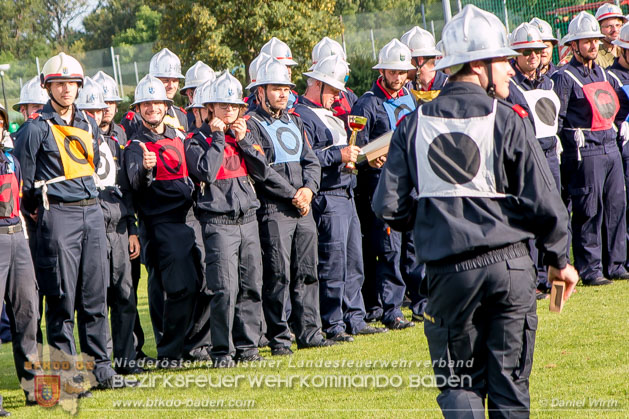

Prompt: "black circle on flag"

[394,104,412,122]
[276,127,300,155]
[535,98,557,126]
[97,155,111,180]
[64,136,89,164]
[594,89,616,120]
[223,154,241,172]
[158,145,183,174]
[428,133,481,185]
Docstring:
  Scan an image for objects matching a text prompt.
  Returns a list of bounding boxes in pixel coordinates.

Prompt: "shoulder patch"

[186,132,194,140]
[242,115,251,121]
[511,104,528,118]
[288,109,300,117]
[179,106,187,114]
[28,112,39,119]
[125,111,135,120]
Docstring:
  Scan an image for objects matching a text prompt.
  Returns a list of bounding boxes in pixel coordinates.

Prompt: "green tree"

[149,0,340,86]
[112,4,161,46]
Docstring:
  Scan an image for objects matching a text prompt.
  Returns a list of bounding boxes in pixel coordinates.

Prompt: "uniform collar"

[139,123,178,142]
[567,56,602,76]
[299,96,324,109]
[251,104,291,124]
[39,101,82,123]
[375,77,407,100]
[439,81,488,97]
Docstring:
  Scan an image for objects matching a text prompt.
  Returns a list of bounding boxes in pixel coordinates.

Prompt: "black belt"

[426,242,529,274]
[48,198,98,207]
[0,224,23,234]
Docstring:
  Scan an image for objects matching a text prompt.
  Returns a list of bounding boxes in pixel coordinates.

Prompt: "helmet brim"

[130,98,174,107]
[302,71,347,92]
[434,47,520,71]
[372,63,416,70]
[410,48,442,57]
[561,33,605,45]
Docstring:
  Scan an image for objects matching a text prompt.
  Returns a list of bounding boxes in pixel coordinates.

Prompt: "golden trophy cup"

[343,115,367,174]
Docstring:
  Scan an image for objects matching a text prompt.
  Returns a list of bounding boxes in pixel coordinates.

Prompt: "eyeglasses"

[217,103,240,110]
[521,49,542,57]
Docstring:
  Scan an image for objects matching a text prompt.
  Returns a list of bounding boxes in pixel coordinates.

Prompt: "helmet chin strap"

[263,85,282,118]
[47,90,73,114]
[483,60,496,98]
[140,109,166,131]
[572,41,592,75]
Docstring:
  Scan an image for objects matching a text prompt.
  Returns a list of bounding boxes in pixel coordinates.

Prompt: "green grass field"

[1,276,628,418]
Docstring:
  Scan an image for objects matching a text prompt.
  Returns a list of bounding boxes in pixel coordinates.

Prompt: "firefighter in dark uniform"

[529,17,560,77]
[75,77,142,374]
[247,57,334,355]
[295,55,388,339]
[0,103,40,404]
[121,48,189,139]
[373,6,579,417]
[15,52,123,389]
[608,23,629,269]
[124,74,202,364]
[181,61,215,129]
[400,25,447,322]
[506,23,563,298]
[351,39,417,330]
[186,72,269,367]
[401,26,449,103]
[11,76,48,346]
[308,37,358,132]
[93,70,150,362]
[553,11,629,285]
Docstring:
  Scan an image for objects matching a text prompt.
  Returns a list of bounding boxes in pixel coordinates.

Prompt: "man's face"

[258,85,290,111]
[481,58,515,99]
[19,104,44,120]
[540,41,554,67]
[380,69,409,92]
[185,88,195,105]
[412,57,437,86]
[515,49,542,73]
[139,101,167,125]
[48,81,79,108]
[102,101,117,126]
[158,77,179,100]
[600,17,623,43]
[86,109,103,126]
[573,38,600,61]
[314,81,341,110]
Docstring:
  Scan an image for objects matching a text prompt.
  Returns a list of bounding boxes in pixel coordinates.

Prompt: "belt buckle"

[7,225,17,234]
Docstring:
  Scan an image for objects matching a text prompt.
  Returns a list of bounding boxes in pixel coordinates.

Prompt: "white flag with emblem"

[415,100,506,199]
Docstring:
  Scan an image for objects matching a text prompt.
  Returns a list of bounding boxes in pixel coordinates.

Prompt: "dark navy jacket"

[96,125,137,235]
[186,122,269,221]
[552,57,621,156]
[246,105,321,215]
[607,58,629,131]
[507,61,557,151]
[372,81,569,268]
[124,124,193,224]
[294,96,355,193]
[15,102,101,213]
[351,77,417,195]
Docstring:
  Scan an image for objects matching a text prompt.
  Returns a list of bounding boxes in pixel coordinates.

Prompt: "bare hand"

[548,264,579,303]
[340,145,361,163]
[231,118,247,141]
[30,209,38,223]
[209,117,227,133]
[292,187,314,210]
[128,234,141,260]
[368,155,387,168]
[139,142,156,170]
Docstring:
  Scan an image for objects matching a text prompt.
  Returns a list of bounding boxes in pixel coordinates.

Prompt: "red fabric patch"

[203,135,248,180]
[511,104,528,118]
[125,111,135,120]
[0,173,20,218]
[144,138,188,181]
